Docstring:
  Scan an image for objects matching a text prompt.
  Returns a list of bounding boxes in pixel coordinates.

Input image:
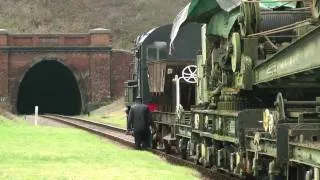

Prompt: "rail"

[40,114,240,180]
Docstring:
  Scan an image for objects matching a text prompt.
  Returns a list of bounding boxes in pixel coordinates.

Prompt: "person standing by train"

[127,97,155,150]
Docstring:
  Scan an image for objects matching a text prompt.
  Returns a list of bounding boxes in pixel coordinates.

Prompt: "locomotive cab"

[124,23,201,152]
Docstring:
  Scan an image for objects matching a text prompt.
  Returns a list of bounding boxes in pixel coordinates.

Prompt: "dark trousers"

[126,117,131,130]
[133,130,151,150]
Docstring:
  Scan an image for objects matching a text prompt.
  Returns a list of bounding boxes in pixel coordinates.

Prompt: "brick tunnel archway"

[17,60,82,115]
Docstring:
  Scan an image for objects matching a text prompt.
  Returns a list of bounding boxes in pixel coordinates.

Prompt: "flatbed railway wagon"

[168,0,320,179]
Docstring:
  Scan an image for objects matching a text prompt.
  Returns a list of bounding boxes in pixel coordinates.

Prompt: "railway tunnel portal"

[17,60,82,115]
[0,29,133,114]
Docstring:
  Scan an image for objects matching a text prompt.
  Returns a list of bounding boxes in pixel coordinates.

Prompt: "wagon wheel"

[164,140,171,154]
[178,138,188,159]
[182,65,197,84]
[151,135,157,149]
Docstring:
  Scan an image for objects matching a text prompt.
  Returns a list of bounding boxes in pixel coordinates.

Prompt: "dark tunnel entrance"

[17,60,82,115]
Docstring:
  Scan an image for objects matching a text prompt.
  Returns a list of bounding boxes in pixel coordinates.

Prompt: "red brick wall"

[0,29,134,113]
[0,52,8,109]
[8,53,34,111]
[90,53,111,102]
[110,49,133,98]
[8,34,91,46]
[0,32,9,109]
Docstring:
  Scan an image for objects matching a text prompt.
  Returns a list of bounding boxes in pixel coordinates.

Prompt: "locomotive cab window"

[146,47,157,60]
[146,41,167,61]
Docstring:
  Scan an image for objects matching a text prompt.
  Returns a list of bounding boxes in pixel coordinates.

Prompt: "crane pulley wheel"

[239,1,260,36]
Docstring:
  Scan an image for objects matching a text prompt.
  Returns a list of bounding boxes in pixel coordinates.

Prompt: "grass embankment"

[79,110,127,128]
[0,116,199,180]
[79,98,127,128]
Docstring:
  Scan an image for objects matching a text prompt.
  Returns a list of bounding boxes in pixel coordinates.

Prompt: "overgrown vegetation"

[0,116,199,179]
[0,0,188,49]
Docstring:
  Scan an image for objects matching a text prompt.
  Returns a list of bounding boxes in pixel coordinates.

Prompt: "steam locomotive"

[125,0,320,179]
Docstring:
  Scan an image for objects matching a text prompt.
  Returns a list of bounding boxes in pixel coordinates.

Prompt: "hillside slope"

[0,0,188,49]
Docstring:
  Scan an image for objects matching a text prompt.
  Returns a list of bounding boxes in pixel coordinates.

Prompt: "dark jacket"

[128,103,154,132]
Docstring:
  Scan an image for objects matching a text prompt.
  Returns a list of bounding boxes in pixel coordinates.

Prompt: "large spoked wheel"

[182,65,197,84]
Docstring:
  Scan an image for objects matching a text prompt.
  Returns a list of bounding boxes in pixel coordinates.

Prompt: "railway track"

[41,114,240,180]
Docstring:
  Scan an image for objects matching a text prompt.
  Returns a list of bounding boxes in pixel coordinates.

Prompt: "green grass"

[79,111,127,128]
[0,116,199,180]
